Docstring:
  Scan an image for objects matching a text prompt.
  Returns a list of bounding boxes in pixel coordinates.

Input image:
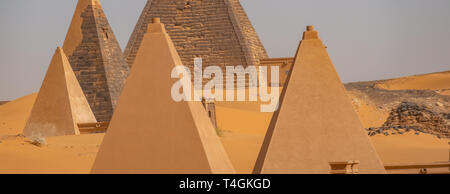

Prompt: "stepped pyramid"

[23,47,97,138]
[253,26,386,174]
[62,0,129,122]
[91,19,235,174]
[124,0,268,83]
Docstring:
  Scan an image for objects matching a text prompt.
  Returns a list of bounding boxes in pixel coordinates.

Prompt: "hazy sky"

[0,0,449,100]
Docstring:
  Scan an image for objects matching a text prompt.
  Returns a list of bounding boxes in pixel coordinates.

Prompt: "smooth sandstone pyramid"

[63,0,129,122]
[23,47,97,138]
[91,19,235,174]
[253,26,386,174]
[124,0,268,76]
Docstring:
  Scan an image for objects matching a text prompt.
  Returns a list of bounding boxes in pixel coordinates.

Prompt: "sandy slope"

[0,93,37,136]
[439,90,450,96]
[371,132,449,164]
[215,102,273,173]
[220,132,265,174]
[0,93,102,174]
[0,134,103,174]
[348,93,390,128]
[375,71,450,91]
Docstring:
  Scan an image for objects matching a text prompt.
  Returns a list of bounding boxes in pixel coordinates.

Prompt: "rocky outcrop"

[367,102,449,138]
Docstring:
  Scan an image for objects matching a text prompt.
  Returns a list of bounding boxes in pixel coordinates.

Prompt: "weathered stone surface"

[124,0,267,85]
[381,102,450,138]
[63,0,129,122]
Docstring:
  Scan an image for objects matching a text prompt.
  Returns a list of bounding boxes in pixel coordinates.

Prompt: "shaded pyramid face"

[91,20,235,174]
[63,0,129,122]
[253,26,386,174]
[23,48,97,138]
[124,0,268,77]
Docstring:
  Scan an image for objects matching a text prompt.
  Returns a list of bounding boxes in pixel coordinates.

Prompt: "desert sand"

[0,93,102,174]
[0,134,103,174]
[440,90,450,96]
[218,94,448,173]
[348,93,390,128]
[375,71,450,92]
[0,82,448,173]
[371,132,449,164]
[0,93,37,136]
[216,98,274,173]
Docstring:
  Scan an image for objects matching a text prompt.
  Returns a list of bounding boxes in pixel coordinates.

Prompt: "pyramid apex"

[82,0,100,5]
[55,46,63,53]
[55,47,70,60]
[147,18,166,33]
[62,0,129,122]
[152,18,161,24]
[303,25,319,40]
[52,47,67,61]
[75,0,101,8]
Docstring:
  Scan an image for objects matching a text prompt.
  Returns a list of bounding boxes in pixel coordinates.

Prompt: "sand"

[348,93,390,128]
[0,134,103,174]
[375,71,450,91]
[0,83,448,174]
[371,132,449,164]
[0,93,103,174]
[371,132,449,174]
[215,102,273,173]
[439,90,450,96]
[217,87,448,173]
[0,93,37,136]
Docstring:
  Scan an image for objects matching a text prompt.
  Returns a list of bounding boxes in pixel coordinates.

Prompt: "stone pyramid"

[253,26,386,174]
[62,0,129,122]
[91,19,235,174]
[23,47,97,138]
[124,0,268,81]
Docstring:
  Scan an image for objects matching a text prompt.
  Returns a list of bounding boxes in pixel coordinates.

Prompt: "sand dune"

[439,90,450,96]
[375,71,450,91]
[0,93,37,136]
[348,94,390,128]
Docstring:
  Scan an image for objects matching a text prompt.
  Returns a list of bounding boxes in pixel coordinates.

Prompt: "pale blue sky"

[0,0,449,100]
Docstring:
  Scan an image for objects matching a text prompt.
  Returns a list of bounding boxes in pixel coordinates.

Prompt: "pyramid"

[91,19,235,174]
[124,0,268,82]
[23,47,97,138]
[253,26,386,174]
[62,0,129,122]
